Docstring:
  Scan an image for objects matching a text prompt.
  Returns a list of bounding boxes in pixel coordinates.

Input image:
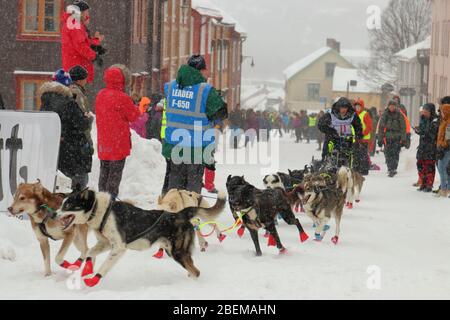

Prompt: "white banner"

[0,111,61,215]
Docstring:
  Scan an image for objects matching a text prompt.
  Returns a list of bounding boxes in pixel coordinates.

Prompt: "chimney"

[326,38,341,53]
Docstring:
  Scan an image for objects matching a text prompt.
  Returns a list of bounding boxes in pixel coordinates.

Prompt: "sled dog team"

[7,162,364,287]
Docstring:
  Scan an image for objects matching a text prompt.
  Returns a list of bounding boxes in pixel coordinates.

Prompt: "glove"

[91,44,107,56]
[405,134,411,149]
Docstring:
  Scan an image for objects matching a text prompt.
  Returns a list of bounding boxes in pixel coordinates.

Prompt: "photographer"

[62,1,106,84]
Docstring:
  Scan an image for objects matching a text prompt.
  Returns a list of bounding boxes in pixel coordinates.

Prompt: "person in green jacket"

[378,100,407,177]
[162,55,228,194]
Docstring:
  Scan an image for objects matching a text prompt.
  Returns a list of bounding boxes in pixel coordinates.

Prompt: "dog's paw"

[237,226,246,238]
[255,251,263,257]
[331,236,339,245]
[81,258,94,277]
[217,234,226,243]
[44,271,52,277]
[152,249,164,259]
[314,233,323,242]
[84,274,102,287]
[299,231,309,243]
[279,247,288,254]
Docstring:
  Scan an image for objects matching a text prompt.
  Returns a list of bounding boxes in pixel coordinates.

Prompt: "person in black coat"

[318,97,363,168]
[146,94,164,141]
[39,80,92,191]
[0,93,5,109]
[414,103,439,192]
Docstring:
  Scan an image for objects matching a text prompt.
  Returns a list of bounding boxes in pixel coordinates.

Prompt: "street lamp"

[346,80,357,98]
[242,55,255,67]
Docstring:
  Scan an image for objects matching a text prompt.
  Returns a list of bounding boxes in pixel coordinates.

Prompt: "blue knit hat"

[53,69,72,86]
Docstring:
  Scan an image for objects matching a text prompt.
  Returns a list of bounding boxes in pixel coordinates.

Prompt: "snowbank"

[88,123,166,209]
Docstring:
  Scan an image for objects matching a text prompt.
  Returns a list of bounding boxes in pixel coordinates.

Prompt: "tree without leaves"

[362,0,431,87]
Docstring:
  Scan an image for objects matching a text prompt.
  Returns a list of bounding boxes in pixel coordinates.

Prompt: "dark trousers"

[99,159,126,199]
[417,160,436,188]
[161,159,171,196]
[167,162,205,194]
[353,142,370,175]
[384,140,401,172]
[295,128,302,142]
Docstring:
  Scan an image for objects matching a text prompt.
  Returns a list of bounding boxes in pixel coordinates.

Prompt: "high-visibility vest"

[160,99,167,140]
[358,110,371,140]
[308,116,317,127]
[164,80,214,148]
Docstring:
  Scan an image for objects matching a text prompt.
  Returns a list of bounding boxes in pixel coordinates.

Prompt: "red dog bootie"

[346,202,353,209]
[61,258,84,271]
[153,249,164,259]
[217,233,226,243]
[331,236,339,245]
[267,234,277,247]
[84,274,102,287]
[300,232,309,243]
[237,226,246,238]
[82,258,94,277]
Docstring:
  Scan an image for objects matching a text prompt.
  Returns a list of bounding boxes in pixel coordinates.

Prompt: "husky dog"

[226,176,308,256]
[156,189,226,252]
[296,171,347,245]
[8,182,88,276]
[57,189,226,287]
[336,167,365,209]
[263,166,312,191]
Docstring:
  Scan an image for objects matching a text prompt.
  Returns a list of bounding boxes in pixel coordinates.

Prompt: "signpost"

[0,111,61,215]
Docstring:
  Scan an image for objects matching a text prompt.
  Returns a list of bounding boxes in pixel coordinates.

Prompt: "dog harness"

[36,205,58,241]
[88,197,114,234]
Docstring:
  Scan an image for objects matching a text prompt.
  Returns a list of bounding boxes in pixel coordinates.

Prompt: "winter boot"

[204,168,216,193]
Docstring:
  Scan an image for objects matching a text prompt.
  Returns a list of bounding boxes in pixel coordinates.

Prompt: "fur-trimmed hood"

[38,81,73,99]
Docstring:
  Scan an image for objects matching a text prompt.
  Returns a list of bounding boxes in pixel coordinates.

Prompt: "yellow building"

[284,39,354,111]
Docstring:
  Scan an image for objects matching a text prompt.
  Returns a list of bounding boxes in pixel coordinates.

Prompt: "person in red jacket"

[95,65,140,198]
[61,1,104,84]
[353,99,373,176]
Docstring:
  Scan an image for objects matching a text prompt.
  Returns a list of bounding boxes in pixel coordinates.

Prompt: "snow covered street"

[1,133,449,300]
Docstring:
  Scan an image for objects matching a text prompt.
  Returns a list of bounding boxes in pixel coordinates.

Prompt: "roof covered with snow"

[283,47,332,80]
[341,49,371,67]
[191,0,222,19]
[191,0,246,36]
[395,36,431,61]
[332,67,379,93]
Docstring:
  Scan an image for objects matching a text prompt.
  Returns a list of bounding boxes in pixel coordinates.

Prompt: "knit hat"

[52,69,72,86]
[188,55,207,71]
[69,65,88,81]
[139,97,151,114]
[73,0,90,12]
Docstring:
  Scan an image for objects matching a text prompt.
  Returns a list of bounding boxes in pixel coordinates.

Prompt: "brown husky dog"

[8,182,89,276]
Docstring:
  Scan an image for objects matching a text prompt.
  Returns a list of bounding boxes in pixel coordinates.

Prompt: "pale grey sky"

[214,0,390,80]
